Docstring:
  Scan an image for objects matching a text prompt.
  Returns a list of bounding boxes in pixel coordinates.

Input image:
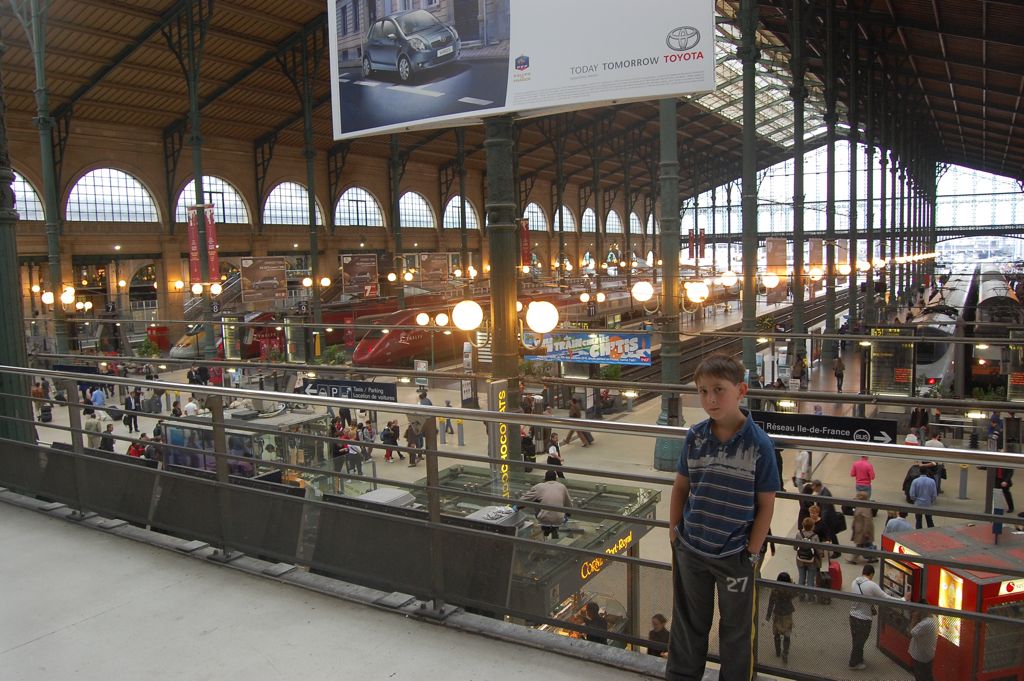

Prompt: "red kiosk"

[879,524,1024,681]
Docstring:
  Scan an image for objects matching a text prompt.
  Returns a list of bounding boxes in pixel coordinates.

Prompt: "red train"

[351,306,472,367]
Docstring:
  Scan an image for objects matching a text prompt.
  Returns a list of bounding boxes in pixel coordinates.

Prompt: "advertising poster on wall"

[524,332,652,366]
[240,257,288,303]
[340,253,379,293]
[187,204,219,282]
[765,237,787,304]
[418,252,450,281]
[329,0,716,140]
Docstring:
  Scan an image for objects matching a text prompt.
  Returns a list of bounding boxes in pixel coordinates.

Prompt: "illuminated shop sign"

[579,530,634,580]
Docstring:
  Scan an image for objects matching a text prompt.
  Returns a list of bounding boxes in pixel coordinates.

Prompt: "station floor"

[18,297,1010,681]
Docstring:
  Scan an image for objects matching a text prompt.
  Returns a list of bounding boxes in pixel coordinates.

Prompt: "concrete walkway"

[0,500,659,681]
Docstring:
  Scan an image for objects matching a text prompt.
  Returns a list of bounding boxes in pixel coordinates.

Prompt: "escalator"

[183,272,242,320]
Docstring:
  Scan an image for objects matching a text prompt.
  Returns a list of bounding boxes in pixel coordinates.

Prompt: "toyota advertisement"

[240,257,288,304]
[340,253,379,293]
[329,0,715,140]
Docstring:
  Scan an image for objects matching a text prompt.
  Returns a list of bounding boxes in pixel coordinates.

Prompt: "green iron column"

[164,0,214,357]
[847,16,860,324]
[389,135,406,309]
[17,0,67,353]
[484,116,520,383]
[739,0,760,373]
[0,37,34,443]
[457,129,469,272]
[878,92,888,317]
[653,98,683,472]
[790,0,808,337]
[864,56,876,325]
[821,0,837,362]
[888,112,898,308]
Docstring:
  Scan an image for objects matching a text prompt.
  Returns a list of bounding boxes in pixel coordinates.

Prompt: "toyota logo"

[666,26,701,52]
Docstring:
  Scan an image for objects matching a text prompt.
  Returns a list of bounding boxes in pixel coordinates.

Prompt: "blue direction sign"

[749,411,898,445]
[304,379,397,403]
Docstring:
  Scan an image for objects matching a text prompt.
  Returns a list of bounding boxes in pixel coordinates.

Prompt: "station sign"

[304,379,397,403]
[749,410,898,445]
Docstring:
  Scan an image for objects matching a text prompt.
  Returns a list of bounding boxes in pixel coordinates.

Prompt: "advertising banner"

[765,237,787,304]
[418,252,450,281]
[524,332,652,365]
[808,238,823,298]
[519,219,530,268]
[340,253,379,293]
[329,0,716,140]
[186,206,202,282]
[240,257,288,303]
[204,205,219,279]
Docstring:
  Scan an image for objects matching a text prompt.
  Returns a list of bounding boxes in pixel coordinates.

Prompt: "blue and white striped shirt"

[676,412,780,557]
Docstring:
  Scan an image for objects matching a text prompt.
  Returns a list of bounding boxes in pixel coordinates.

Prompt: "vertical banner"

[688,230,696,260]
[837,239,849,277]
[186,205,202,282]
[808,238,824,298]
[487,379,511,499]
[765,237,787,304]
[699,229,706,259]
[204,205,219,279]
[519,219,531,268]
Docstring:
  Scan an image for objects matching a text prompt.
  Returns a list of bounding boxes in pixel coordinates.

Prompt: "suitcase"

[828,559,843,592]
[39,405,52,423]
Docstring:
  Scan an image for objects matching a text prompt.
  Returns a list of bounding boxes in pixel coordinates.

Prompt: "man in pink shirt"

[850,455,875,498]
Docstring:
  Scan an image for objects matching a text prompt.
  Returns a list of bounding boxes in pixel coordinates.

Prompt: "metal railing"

[1,365,1023,681]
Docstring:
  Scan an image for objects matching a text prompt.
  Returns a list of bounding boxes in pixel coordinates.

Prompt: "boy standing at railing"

[667,354,780,681]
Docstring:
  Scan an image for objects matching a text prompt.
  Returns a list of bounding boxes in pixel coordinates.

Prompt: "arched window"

[66,168,159,222]
[263,182,324,225]
[442,196,480,230]
[523,202,547,231]
[553,206,576,232]
[399,191,435,228]
[12,172,44,220]
[335,186,385,227]
[581,208,597,233]
[629,212,644,234]
[647,214,658,235]
[175,176,249,224]
[606,210,624,233]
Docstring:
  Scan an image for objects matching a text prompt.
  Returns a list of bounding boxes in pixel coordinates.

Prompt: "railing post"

[424,417,448,617]
[207,394,239,562]
[64,378,93,521]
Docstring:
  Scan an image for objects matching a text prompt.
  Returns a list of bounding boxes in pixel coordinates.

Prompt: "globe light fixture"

[31,284,40,293]
[521,265,530,274]
[74,301,84,310]
[856,260,871,272]
[516,300,524,312]
[191,283,204,295]
[580,292,591,303]
[210,283,223,296]
[564,262,573,272]
[467,266,477,279]
[720,270,738,287]
[763,272,781,289]
[83,301,93,311]
[595,292,607,303]
[808,266,824,282]
[320,277,331,288]
[60,289,75,306]
[387,272,398,282]
[435,312,449,327]
[174,280,185,290]
[525,300,559,334]
[41,291,54,305]
[687,281,710,303]
[452,299,484,331]
[873,258,886,269]
[117,279,127,288]
[453,268,463,278]
[416,312,430,326]
[302,277,313,288]
[838,263,852,276]
[631,280,654,302]
[403,271,414,282]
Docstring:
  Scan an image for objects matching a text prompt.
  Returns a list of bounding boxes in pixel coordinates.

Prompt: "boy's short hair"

[693,353,745,385]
